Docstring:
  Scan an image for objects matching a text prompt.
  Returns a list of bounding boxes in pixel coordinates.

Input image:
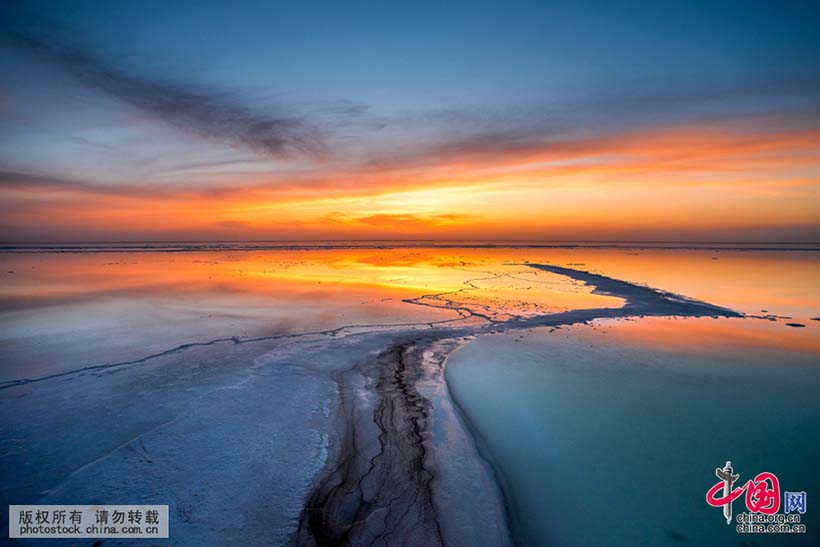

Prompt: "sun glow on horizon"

[1,120,818,242]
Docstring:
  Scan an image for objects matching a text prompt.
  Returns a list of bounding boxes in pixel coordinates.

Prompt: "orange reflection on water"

[3,247,818,321]
[521,248,820,319]
[585,315,820,357]
[0,248,621,322]
[1,246,817,380]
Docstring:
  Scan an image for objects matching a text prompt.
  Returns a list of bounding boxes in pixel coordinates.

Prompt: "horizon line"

[1,239,820,245]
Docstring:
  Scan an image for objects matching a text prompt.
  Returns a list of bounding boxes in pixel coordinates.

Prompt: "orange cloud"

[2,118,819,241]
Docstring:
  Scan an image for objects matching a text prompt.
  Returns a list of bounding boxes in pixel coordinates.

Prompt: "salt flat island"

[1,245,818,546]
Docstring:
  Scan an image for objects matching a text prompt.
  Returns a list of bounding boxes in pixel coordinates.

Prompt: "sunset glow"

[2,121,818,241]
[2,2,819,242]
[2,4,820,546]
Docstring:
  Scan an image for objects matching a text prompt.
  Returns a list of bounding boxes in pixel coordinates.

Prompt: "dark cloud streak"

[3,30,326,160]
[0,170,165,197]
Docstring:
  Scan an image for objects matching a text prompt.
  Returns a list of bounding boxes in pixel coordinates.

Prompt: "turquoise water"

[446,318,820,546]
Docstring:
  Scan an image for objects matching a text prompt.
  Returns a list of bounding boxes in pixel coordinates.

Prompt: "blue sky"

[1,0,819,241]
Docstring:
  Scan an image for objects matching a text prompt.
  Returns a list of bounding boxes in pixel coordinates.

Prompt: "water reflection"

[1,247,817,382]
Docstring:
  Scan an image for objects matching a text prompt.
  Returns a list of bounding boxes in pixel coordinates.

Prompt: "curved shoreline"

[439,341,521,546]
[1,264,743,545]
[293,265,741,545]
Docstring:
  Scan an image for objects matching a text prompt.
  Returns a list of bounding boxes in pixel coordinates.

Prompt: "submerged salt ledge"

[1,264,743,546]
[446,320,820,547]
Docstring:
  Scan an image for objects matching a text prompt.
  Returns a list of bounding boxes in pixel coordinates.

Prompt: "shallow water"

[0,244,818,544]
[447,319,820,545]
[3,245,817,383]
[0,248,622,382]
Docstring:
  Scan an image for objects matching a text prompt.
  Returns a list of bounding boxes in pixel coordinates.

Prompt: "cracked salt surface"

[1,247,816,545]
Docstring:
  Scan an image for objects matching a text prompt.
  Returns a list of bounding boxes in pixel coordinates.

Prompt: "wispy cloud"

[0,170,159,197]
[3,30,326,160]
[325,212,474,230]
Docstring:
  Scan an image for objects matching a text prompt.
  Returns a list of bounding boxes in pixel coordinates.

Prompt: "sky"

[0,0,819,242]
